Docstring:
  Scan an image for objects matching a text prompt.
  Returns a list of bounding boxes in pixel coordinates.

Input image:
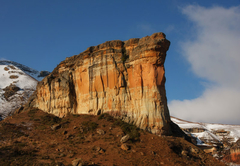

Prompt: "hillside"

[0,108,225,166]
[171,117,240,146]
[0,60,49,81]
[0,60,49,119]
[171,116,240,164]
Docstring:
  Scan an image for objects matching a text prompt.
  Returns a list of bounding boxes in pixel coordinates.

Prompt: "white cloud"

[169,5,240,124]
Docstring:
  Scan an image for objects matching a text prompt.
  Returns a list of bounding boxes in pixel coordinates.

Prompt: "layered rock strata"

[27,32,172,135]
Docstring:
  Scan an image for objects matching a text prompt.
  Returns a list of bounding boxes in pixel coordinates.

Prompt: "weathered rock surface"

[120,134,130,143]
[96,129,105,135]
[72,158,84,166]
[51,124,61,131]
[228,139,240,164]
[121,143,129,151]
[26,32,172,135]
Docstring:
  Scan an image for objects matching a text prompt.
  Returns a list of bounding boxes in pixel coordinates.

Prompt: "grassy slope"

[0,108,226,166]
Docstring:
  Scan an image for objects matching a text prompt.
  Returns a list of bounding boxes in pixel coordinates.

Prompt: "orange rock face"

[30,32,172,135]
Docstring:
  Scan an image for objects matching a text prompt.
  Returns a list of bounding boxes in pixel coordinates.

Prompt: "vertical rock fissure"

[110,55,120,73]
[122,45,129,91]
[69,72,77,114]
[121,46,129,63]
[47,74,54,92]
[105,54,109,88]
[88,65,94,100]
[140,65,144,98]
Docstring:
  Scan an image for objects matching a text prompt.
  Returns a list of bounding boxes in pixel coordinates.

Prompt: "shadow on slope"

[0,108,225,166]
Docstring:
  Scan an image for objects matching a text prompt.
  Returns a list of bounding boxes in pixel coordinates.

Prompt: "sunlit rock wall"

[29,32,172,135]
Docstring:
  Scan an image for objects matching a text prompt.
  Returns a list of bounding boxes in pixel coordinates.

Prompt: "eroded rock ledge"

[27,32,172,135]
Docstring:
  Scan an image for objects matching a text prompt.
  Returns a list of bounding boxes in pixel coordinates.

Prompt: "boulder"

[51,124,61,130]
[121,143,129,151]
[72,158,84,166]
[120,134,130,143]
[96,129,105,135]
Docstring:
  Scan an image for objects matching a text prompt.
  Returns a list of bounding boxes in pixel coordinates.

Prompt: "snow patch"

[171,116,240,144]
[0,60,48,119]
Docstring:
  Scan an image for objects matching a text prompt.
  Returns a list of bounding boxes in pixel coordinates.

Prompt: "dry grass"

[0,108,226,166]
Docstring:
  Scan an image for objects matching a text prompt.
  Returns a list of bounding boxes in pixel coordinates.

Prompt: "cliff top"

[53,32,170,74]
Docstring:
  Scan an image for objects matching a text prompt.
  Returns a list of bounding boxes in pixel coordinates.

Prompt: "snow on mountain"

[0,60,49,119]
[171,116,240,161]
[0,64,37,89]
[171,116,240,144]
[0,60,49,81]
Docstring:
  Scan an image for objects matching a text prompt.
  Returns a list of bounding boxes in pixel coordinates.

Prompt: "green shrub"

[72,114,80,117]
[81,121,98,133]
[121,48,129,63]
[36,125,46,130]
[40,114,61,125]
[0,145,36,165]
[27,108,38,117]
[99,113,140,142]
[0,123,26,137]
[113,119,140,142]
[121,54,129,63]
[98,113,114,122]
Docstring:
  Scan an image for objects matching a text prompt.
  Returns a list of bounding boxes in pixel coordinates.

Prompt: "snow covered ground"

[0,64,38,89]
[171,116,240,145]
[0,60,49,119]
[0,60,48,81]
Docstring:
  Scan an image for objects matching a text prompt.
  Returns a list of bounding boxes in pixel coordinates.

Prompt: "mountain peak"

[0,60,49,119]
[0,60,50,81]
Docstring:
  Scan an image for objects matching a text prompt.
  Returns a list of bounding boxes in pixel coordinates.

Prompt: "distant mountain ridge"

[0,60,49,119]
[171,116,240,145]
[0,60,49,81]
[171,116,240,163]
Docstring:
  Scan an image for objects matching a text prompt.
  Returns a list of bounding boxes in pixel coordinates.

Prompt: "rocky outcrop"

[229,139,240,164]
[0,62,39,119]
[3,84,21,101]
[26,32,172,135]
[38,71,50,78]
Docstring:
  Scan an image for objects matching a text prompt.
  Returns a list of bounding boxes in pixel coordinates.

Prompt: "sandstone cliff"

[27,32,172,135]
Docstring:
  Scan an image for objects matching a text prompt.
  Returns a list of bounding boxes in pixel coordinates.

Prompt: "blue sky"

[1,0,240,124]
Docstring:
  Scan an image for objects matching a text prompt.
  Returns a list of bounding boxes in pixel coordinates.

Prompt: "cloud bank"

[169,5,240,124]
